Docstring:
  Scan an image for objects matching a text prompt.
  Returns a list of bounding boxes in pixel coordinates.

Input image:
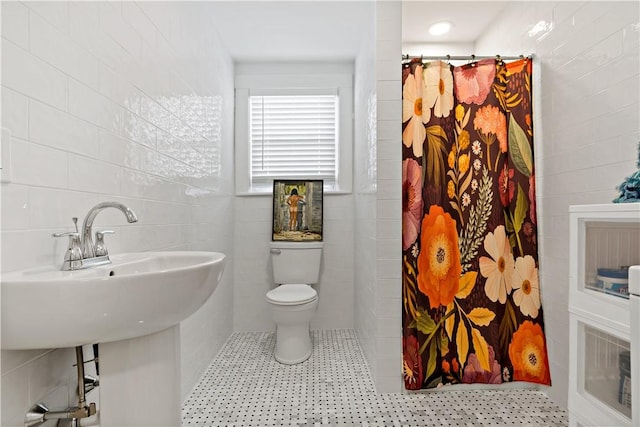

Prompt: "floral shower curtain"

[401,58,551,389]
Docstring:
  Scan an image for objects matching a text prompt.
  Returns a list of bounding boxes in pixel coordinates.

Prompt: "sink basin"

[1,251,226,350]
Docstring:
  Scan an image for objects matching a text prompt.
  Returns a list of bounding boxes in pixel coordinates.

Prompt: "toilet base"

[275,346,312,365]
[269,297,318,365]
[274,323,313,365]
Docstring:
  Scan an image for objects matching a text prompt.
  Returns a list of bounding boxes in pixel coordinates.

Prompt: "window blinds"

[249,95,338,185]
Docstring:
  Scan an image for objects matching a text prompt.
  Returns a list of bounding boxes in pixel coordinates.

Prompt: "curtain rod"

[402,54,532,61]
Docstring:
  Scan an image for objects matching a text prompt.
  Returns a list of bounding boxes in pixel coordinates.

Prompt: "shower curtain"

[401,57,551,389]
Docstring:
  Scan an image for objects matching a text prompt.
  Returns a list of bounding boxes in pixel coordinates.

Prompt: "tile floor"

[182,329,568,426]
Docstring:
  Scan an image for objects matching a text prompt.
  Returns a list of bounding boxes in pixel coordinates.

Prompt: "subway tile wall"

[354,1,378,385]
[231,61,357,333]
[373,0,403,394]
[0,2,235,425]
[232,194,356,332]
[475,1,640,408]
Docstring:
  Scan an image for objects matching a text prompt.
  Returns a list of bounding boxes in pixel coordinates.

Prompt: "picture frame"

[272,179,323,241]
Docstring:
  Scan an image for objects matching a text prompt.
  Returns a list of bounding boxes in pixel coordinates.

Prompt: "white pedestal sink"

[1,251,226,426]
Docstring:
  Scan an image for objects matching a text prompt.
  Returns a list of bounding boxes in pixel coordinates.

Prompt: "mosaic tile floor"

[182,329,568,426]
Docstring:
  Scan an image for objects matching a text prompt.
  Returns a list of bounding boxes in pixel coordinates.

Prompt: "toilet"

[267,241,323,364]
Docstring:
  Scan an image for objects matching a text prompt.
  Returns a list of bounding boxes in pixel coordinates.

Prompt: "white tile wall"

[2,38,68,111]
[232,194,356,332]
[1,2,28,50]
[231,61,358,333]
[475,1,640,409]
[372,0,403,394]
[29,100,100,157]
[27,2,69,34]
[353,0,404,396]
[30,11,100,87]
[352,0,377,386]
[1,2,235,425]
[1,89,28,140]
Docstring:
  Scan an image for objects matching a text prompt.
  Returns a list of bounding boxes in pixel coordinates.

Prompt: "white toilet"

[267,241,323,364]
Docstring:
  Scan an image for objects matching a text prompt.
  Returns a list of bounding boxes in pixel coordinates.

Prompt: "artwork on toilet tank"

[272,179,323,241]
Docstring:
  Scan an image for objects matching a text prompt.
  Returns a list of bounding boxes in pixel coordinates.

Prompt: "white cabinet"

[568,203,640,426]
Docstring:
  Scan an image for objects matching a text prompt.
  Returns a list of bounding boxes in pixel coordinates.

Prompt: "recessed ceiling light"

[429,21,452,36]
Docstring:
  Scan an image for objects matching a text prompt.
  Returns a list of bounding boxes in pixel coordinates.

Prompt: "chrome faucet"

[81,201,138,259]
[53,202,138,271]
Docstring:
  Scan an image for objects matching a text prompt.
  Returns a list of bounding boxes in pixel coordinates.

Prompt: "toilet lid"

[266,284,317,305]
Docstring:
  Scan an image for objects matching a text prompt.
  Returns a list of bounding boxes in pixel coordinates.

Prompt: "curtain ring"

[446,54,451,65]
[469,54,476,67]
[496,54,503,65]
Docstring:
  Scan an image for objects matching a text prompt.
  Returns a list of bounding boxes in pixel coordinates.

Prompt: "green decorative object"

[613,142,640,203]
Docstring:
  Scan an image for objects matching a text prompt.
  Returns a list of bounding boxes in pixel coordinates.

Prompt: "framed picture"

[272,179,323,241]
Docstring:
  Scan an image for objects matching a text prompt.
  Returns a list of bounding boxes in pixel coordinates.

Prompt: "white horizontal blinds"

[250,95,338,185]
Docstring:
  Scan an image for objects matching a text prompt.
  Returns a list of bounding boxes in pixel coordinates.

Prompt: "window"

[250,94,338,186]
[235,67,353,194]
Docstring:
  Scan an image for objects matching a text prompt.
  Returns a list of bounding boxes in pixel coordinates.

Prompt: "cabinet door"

[583,221,638,298]
[569,313,631,426]
[631,293,640,424]
[569,210,640,328]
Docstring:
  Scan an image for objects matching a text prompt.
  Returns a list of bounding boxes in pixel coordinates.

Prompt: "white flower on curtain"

[402,64,430,157]
[424,61,454,118]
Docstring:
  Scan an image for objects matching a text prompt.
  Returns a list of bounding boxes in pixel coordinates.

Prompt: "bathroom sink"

[1,251,226,350]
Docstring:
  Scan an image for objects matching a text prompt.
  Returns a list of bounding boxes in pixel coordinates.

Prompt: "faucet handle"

[94,230,115,257]
[52,231,79,238]
[52,232,83,270]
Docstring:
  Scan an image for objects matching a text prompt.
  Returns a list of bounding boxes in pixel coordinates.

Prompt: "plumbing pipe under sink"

[24,346,97,427]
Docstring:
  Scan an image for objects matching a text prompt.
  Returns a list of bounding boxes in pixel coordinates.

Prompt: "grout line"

[181,329,568,427]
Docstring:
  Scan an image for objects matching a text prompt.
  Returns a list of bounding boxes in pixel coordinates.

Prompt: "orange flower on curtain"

[473,105,507,171]
[401,57,550,390]
[417,205,461,309]
[509,321,550,384]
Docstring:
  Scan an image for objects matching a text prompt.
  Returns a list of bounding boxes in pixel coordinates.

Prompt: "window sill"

[236,189,352,197]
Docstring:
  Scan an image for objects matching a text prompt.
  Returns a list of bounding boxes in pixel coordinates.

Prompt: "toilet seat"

[266,284,317,306]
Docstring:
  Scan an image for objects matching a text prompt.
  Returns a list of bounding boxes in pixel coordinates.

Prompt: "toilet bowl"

[266,284,318,364]
[268,241,323,364]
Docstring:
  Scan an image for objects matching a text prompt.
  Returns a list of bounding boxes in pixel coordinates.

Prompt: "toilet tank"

[270,241,323,284]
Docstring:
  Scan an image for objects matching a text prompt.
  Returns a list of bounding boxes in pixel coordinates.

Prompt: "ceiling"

[207,1,374,62]
[402,1,508,44]
[207,1,508,62]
